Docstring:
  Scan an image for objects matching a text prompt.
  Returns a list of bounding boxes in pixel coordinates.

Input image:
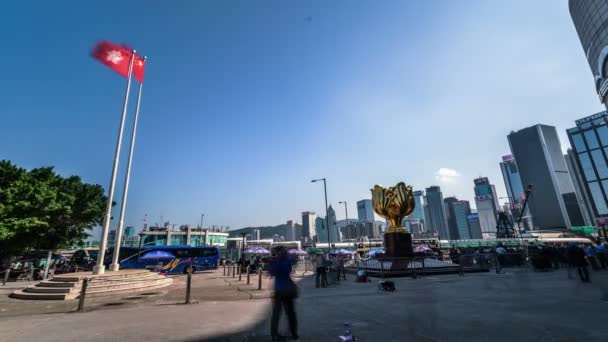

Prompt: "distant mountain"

[229,223,303,240]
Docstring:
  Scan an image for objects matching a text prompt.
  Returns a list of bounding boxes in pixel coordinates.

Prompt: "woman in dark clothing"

[270,246,299,341]
[568,243,590,283]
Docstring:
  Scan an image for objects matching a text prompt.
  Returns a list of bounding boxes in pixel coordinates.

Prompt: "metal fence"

[349,254,499,277]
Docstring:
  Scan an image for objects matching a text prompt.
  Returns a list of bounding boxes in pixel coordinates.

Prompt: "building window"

[590,181,608,215]
[592,149,608,179]
[572,133,586,152]
[579,152,597,181]
[598,125,608,146]
[171,235,186,246]
[585,130,600,149]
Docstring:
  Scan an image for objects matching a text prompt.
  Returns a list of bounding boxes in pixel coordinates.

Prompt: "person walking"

[336,253,346,281]
[595,242,607,270]
[270,246,299,341]
[314,252,327,288]
[586,244,600,271]
[569,243,590,283]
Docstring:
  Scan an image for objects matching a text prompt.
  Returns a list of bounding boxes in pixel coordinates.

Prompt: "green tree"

[0,160,107,261]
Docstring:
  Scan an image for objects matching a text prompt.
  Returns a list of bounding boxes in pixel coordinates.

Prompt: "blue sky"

[1,1,605,236]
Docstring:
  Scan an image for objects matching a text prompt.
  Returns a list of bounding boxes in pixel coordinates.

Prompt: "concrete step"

[52,270,153,283]
[81,273,161,284]
[37,280,79,288]
[23,286,75,294]
[85,278,173,298]
[11,290,71,300]
[11,270,172,300]
[87,277,167,292]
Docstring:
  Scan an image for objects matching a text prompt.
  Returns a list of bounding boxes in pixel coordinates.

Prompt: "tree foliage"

[0,160,107,257]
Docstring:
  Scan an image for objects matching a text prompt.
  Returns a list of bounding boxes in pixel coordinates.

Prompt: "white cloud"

[435,168,461,183]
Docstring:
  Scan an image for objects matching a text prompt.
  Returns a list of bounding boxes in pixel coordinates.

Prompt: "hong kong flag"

[92,40,145,82]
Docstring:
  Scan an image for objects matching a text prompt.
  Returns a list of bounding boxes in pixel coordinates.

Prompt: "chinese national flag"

[92,40,145,83]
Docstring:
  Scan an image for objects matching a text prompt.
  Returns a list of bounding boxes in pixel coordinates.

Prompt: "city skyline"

[2,1,606,232]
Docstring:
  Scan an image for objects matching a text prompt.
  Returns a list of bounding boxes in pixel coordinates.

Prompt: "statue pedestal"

[383,231,413,270]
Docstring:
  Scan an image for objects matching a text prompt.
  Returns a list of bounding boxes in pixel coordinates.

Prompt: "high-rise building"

[357,199,375,222]
[566,111,608,225]
[315,216,326,243]
[508,124,585,230]
[411,191,426,226]
[252,229,261,241]
[473,177,500,238]
[453,200,473,240]
[403,218,424,238]
[342,221,380,240]
[443,197,461,240]
[124,226,136,238]
[423,204,431,235]
[327,205,340,243]
[499,155,533,231]
[467,213,483,239]
[301,211,317,240]
[569,1,608,109]
[565,149,596,227]
[425,186,449,239]
[285,220,295,241]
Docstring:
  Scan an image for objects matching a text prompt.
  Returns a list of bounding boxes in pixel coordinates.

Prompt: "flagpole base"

[109,264,120,272]
[93,265,106,275]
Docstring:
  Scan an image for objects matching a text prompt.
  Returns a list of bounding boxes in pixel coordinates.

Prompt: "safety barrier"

[351,254,493,277]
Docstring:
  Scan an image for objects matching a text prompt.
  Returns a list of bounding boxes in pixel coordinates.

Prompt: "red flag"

[92,40,145,83]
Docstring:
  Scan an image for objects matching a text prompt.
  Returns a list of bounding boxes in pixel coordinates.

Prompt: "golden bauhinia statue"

[371,182,415,234]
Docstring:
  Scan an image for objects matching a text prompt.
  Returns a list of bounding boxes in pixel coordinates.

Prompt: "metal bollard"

[247,266,251,285]
[29,268,35,281]
[3,269,10,286]
[238,265,242,281]
[223,264,226,276]
[185,269,192,304]
[258,268,262,290]
[232,264,236,278]
[75,265,79,272]
[77,278,89,312]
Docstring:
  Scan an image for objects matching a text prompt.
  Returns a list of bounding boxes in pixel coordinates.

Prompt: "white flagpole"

[94,50,136,275]
[110,56,146,271]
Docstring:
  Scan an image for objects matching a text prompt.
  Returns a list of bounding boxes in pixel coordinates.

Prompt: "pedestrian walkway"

[1,269,608,341]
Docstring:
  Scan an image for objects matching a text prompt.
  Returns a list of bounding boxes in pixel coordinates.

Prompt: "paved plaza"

[1,268,608,341]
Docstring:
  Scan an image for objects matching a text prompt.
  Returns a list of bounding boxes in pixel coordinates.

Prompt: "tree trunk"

[43,250,52,280]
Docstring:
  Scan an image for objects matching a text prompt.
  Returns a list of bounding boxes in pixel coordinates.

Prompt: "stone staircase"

[11,269,173,300]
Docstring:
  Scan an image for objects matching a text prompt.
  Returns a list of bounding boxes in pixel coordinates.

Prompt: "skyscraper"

[411,190,426,226]
[499,155,533,231]
[357,199,375,222]
[566,111,608,225]
[569,0,608,109]
[315,216,326,243]
[285,220,296,241]
[327,205,340,243]
[467,213,483,239]
[453,200,473,240]
[508,124,585,230]
[425,186,449,239]
[301,211,317,240]
[443,197,461,240]
[473,177,500,238]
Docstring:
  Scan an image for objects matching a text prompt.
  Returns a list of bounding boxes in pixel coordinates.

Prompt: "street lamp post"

[312,178,330,252]
[339,201,348,239]
[240,232,248,265]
